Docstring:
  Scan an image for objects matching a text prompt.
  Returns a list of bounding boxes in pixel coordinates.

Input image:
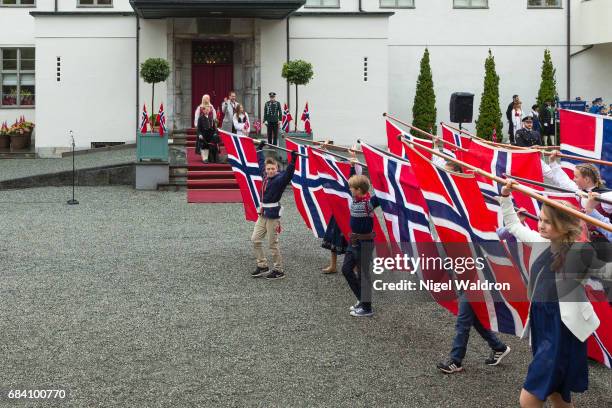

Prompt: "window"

[453,0,488,8]
[380,0,414,8]
[77,0,112,6]
[528,0,561,7]
[304,0,339,8]
[0,0,35,6]
[1,48,35,107]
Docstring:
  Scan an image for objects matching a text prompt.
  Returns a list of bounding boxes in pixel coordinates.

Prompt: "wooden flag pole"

[309,145,367,168]
[383,113,469,153]
[502,173,612,206]
[441,122,612,167]
[250,138,308,157]
[284,135,358,153]
[399,136,612,233]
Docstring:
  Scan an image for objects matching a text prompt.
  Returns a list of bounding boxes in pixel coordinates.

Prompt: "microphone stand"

[67,130,79,205]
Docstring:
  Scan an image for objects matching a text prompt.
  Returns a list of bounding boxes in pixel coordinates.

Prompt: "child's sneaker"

[266,270,286,280]
[349,306,373,317]
[485,346,511,366]
[349,301,361,312]
[251,266,269,278]
[437,360,464,374]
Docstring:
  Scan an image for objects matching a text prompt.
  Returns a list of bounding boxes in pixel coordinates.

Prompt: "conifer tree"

[536,49,558,108]
[476,50,503,140]
[411,48,437,136]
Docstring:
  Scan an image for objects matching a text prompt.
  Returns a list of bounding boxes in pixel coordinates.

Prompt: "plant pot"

[10,134,28,151]
[0,135,9,150]
[23,129,32,148]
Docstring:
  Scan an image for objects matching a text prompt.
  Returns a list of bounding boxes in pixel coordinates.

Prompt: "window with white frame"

[380,0,414,8]
[78,0,112,6]
[454,0,488,8]
[304,0,339,8]
[1,48,35,107]
[528,0,561,7]
[0,0,35,6]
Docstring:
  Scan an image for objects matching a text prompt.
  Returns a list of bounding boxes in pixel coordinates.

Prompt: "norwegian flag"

[158,103,167,137]
[441,123,472,153]
[254,120,262,134]
[309,149,389,254]
[243,115,250,133]
[462,138,543,229]
[285,138,333,238]
[140,104,150,133]
[218,130,263,222]
[281,103,292,133]
[361,142,458,314]
[385,119,434,159]
[301,102,311,134]
[585,280,612,369]
[559,109,612,185]
[406,143,529,336]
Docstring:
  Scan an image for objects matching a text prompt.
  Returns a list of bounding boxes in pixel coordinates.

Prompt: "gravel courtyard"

[0,186,610,407]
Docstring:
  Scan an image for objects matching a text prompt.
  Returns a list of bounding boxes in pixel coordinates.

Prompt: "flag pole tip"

[382,112,387,117]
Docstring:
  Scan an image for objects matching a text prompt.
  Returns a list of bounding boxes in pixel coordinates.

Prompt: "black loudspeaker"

[449,92,474,123]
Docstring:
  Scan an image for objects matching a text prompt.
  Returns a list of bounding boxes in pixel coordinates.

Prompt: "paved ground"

[0,186,610,407]
[0,148,136,182]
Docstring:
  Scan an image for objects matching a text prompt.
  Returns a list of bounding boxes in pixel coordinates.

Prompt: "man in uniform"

[515,116,542,147]
[263,92,282,145]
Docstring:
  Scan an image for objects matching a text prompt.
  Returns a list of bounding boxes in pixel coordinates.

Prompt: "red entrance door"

[191,41,234,125]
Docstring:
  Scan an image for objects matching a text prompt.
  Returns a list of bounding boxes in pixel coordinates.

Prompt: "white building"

[0,0,610,156]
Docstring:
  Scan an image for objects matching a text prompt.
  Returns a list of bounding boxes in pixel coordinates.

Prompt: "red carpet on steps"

[186,130,242,203]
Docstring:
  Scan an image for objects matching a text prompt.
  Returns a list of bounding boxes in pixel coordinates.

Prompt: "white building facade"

[0,0,609,156]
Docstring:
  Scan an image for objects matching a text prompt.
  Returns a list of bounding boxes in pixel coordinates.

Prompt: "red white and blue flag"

[140,104,150,133]
[309,149,389,254]
[441,123,472,157]
[158,103,167,136]
[462,138,543,229]
[285,138,333,238]
[301,102,311,134]
[585,279,612,369]
[281,103,292,133]
[559,109,612,185]
[218,130,262,222]
[405,143,529,336]
[361,142,458,314]
[385,119,434,159]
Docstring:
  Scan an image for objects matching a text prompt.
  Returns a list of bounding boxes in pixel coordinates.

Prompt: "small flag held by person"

[140,104,150,133]
[243,115,250,133]
[281,103,292,133]
[158,103,167,137]
[301,102,311,134]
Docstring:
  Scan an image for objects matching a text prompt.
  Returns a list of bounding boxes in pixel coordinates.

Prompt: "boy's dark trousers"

[341,239,374,311]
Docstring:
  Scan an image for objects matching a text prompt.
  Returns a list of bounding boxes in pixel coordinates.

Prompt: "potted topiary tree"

[140,58,170,132]
[281,59,314,132]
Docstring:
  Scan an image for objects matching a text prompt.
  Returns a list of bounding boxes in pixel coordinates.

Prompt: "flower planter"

[23,129,32,148]
[10,134,29,151]
[0,135,9,150]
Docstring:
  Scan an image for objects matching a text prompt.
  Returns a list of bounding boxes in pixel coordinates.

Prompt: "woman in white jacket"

[500,180,611,408]
[512,101,523,141]
[194,94,216,128]
[232,104,250,137]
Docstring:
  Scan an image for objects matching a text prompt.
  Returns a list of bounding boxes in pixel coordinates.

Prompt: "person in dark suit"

[506,95,520,144]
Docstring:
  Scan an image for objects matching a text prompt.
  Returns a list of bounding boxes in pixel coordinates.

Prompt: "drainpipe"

[54,0,57,12]
[566,0,570,100]
[359,0,363,12]
[136,16,140,128]
[286,17,290,110]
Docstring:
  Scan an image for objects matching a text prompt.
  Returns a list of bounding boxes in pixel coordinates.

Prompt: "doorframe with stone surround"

[167,18,261,131]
